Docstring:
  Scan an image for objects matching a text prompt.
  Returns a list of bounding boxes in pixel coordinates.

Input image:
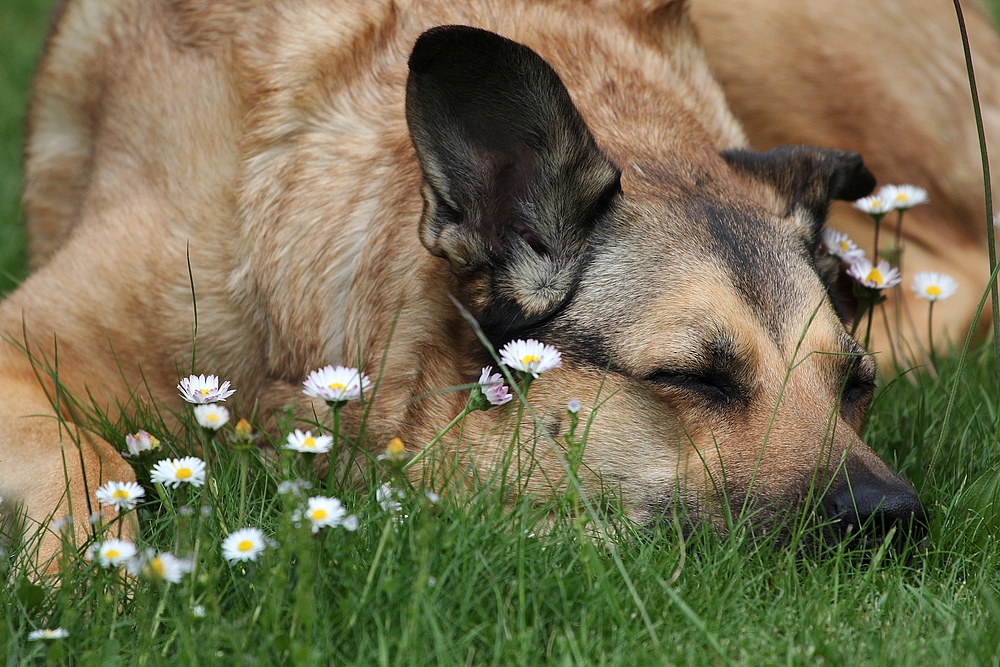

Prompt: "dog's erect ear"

[721,146,876,226]
[406,25,621,339]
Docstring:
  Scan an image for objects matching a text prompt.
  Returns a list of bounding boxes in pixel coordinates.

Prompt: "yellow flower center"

[205,414,218,423]
[866,267,883,285]
[328,382,346,391]
[238,540,254,552]
[176,468,192,479]
[105,549,120,559]
[927,285,942,296]
[112,489,129,499]
[199,388,211,397]
[839,241,850,252]
[235,419,252,438]
[149,557,165,578]
[303,436,316,449]
[521,355,540,367]
[896,194,908,203]
[311,509,328,521]
[387,437,405,456]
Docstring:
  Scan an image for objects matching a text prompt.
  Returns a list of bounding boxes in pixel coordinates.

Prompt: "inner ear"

[721,145,876,230]
[405,25,621,336]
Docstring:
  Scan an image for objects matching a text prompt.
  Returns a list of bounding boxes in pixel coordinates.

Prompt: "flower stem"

[237,449,249,528]
[400,408,472,474]
[893,209,905,268]
[872,215,882,261]
[346,517,394,631]
[201,429,214,469]
[879,299,900,371]
[326,404,341,493]
[863,301,875,351]
[928,300,938,370]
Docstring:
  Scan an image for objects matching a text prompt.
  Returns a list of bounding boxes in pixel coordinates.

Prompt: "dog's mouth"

[818,490,930,554]
[636,480,930,555]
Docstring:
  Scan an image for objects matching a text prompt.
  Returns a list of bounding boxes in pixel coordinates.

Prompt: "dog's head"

[404,25,924,541]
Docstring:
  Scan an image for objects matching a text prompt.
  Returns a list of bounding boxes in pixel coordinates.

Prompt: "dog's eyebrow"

[818,337,876,387]
[659,335,752,386]
[701,336,737,367]
[843,350,876,380]
[838,333,868,359]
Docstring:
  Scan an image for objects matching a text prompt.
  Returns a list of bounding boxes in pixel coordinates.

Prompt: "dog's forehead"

[549,237,848,381]
[554,178,842,361]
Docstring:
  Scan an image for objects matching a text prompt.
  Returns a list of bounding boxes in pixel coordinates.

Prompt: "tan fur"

[3,0,960,564]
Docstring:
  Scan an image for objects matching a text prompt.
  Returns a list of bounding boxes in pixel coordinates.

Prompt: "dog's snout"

[822,473,927,541]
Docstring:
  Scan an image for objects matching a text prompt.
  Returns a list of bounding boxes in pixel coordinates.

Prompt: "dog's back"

[18,0,750,401]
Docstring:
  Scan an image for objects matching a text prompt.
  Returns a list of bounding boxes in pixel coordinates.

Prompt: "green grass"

[2,1,1000,665]
[0,0,52,296]
[1,346,999,666]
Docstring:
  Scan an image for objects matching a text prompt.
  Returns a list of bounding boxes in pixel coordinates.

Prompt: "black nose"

[822,473,927,541]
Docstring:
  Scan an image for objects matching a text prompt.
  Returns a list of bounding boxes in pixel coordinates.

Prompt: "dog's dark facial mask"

[405,25,924,542]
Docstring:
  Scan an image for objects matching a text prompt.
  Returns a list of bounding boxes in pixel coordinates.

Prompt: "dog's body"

[7,0,980,562]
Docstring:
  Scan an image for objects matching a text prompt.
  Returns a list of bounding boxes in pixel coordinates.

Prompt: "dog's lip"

[635,491,931,551]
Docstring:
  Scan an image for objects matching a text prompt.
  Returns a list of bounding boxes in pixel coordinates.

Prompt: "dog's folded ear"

[722,146,875,325]
[721,146,876,225]
[406,25,621,339]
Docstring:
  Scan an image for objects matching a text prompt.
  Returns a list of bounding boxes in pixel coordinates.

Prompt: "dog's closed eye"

[840,354,877,404]
[645,369,738,406]
[840,374,875,404]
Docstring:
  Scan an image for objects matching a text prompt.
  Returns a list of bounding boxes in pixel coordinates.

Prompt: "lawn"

[2,1,1000,665]
[0,0,51,296]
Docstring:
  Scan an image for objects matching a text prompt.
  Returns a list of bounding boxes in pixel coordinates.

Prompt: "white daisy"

[911,272,958,302]
[27,628,69,641]
[193,403,230,430]
[89,538,137,568]
[821,228,866,263]
[499,339,562,378]
[145,552,193,583]
[95,480,145,510]
[302,365,371,403]
[377,484,405,513]
[150,456,207,488]
[852,193,894,217]
[303,496,347,533]
[284,429,333,454]
[846,258,901,290]
[478,366,513,406]
[277,478,313,495]
[879,184,929,211]
[221,527,267,563]
[567,399,581,414]
[177,374,235,404]
[377,437,410,462]
[51,516,74,532]
[124,429,160,456]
